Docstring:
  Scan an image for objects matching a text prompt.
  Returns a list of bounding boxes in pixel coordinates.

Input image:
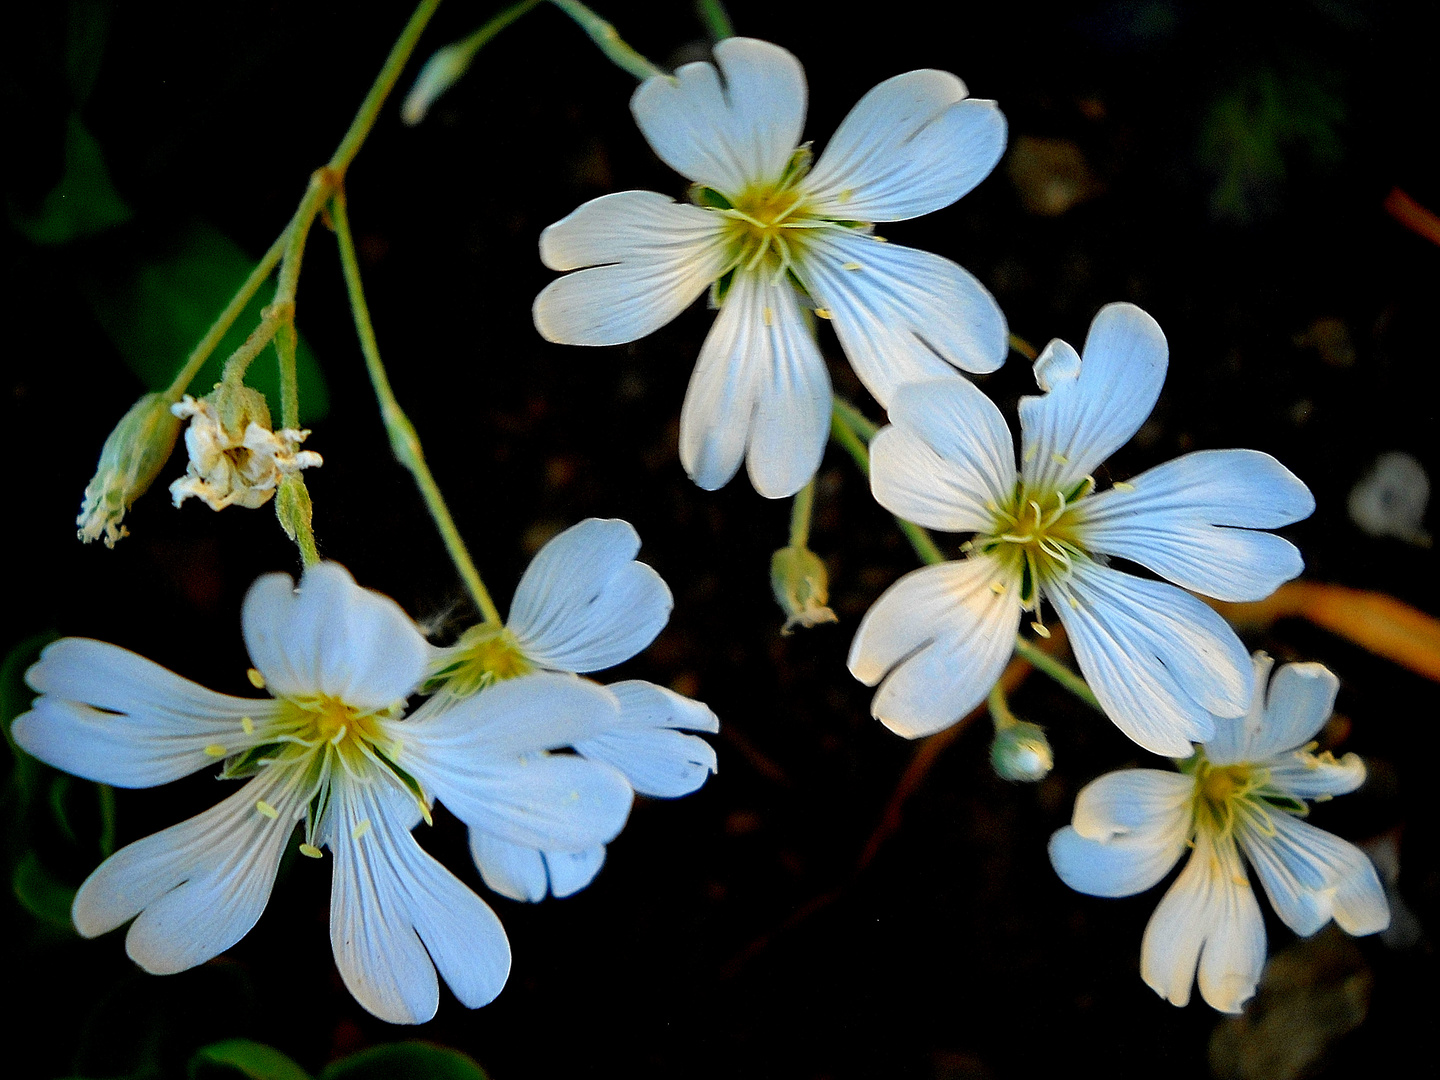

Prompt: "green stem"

[457,0,542,62]
[1014,637,1100,709]
[788,478,816,549]
[548,0,665,80]
[988,683,1019,729]
[695,0,734,39]
[1009,333,1038,361]
[330,190,504,627]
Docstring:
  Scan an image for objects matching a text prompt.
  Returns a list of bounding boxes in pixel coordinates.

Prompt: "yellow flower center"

[428,624,534,700]
[721,182,817,277]
[976,480,1092,616]
[1186,752,1286,842]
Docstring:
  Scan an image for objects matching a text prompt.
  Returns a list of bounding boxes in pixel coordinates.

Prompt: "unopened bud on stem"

[990,719,1054,782]
[76,392,183,547]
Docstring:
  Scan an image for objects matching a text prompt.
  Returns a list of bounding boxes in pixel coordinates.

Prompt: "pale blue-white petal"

[1239,811,1389,938]
[1253,661,1341,761]
[1076,450,1313,602]
[327,777,510,1024]
[73,767,303,974]
[1018,303,1167,494]
[1049,560,1251,756]
[1048,769,1193,896]
[544,846,606,898]
[574,680,718,798]
[1201,653,1272,767]
[1140,831,1266,1013]
[242,563,428,709]
[679,270,831,498]
[631,38,806,193]
[534,191,729,346]
[1266,751,1366,800]
[848,554,1023,738]
[797,230,1007,407]
[508,518,673,674]
[15,638,280,788]
[470,830,549,903]
[401,672,621,760]
[804,70,1005,222]
[870,378,1017,533]
[1049,823,1186,898]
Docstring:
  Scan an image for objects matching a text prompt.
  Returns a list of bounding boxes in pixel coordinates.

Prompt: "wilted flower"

[76,392,182,547]
[535,37,1008,497]
[848,303,1314,756]
[13,563,634,1024]
[170,386,321,511]
[770,544,838,633]
[1049,654,1388,1012]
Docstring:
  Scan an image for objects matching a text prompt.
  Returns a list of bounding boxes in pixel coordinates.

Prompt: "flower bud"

[401,41,473,125]
[990,719,1054,782]
[76,392,183,547]
[770,545,838,635]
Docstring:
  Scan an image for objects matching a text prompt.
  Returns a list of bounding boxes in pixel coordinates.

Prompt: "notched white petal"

[574,680,719,798]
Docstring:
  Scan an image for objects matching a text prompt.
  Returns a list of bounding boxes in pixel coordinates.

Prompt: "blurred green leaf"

[9,114,133,245]
[320,1043,488,1080]
[66,0,113,106]
[189,1040,312,1080]
[50,773,79,844]
[13,851,78,932]
[79,220,330,423]
[1,632,57,804]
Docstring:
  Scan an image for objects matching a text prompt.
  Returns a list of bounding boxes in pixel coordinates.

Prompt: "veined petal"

[401,672,621,763]
[574,680,719,798]
[73,767,303,974]
[631,38,806,194]
[1077,450,1314,602]
[1239,812,1389,938]
[1266,751,1366,800]
[508,518,673,673]
[1205,657,1340,767]
[870,378,1017,532]
[534,191,729,345]
[544,845,606,898]
[797,230,1007,406]
[1201,652,1272,766]
[1049,770,1193,896]
[678,270,831,498]
[804,70,1006,221]
[1018,303,1167,494]
[1049,823,1185,898]
[468,832,607,903]
[242,563,428,709]
[848,555,1023,738]
[15,638,281,788]
[1049,561,1251,756]
[327,778,510,1024]
[1140,831,1265,1013]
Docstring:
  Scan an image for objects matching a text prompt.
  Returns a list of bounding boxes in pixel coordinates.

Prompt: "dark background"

[2,1,1436,1077]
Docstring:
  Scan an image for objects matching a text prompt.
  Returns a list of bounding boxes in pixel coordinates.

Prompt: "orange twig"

[1383,187,1440,249]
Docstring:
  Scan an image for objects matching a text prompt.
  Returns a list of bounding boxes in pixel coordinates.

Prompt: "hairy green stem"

[548,0,664,80]
[330,191,504,626]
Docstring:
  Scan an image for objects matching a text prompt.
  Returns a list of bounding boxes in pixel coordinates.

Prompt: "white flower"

[427,518,719,902]
[533,37,1009,498]
[1048,653,1389,1012]
[170,392,322,511]
[848,302,1315,756]
[12,563,634,1024]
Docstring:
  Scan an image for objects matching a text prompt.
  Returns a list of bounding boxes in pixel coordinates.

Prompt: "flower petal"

[574,680,719,798]
[1049,561,1251,756]
[533,191,729,345]
[1048,769,1193,896]
[1205,657,1340,767]
[1266,751,1366,800]
[797,230,1007,406]
[242,562,428,709]
[870,378,1017,533]
[630,38,806,194]
[468,832,607,902]
[1076,450,1314,602]
[15,638,280,788]
[1141,832,1266,1013]
[1018,303,1167,494]
[508,518,673,673]
[1049,823,1185,899]
[805,70,1005,221]
[679,270,831,498]
[327,778,510,1024]
[73,768,302,974]
[545,846,606,898]
[848,555,1023,738]
[1238,812,1388,939]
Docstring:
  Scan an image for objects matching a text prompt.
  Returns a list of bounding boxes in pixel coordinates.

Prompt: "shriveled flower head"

[76,391,183,547]
[534,37,1009,498]
[848,302,1315,756]
[12,563,636,1024]
[1049,654,1388,1012]
[426,518,719,903]
[170,385,321,511]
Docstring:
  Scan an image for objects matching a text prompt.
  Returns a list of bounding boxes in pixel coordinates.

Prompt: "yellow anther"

[1030,622,1052,639]
[1051,452,1069,465]
[246,668,266,689]
[352,819,373,841]
[842,261,862,271]
[763,307,774,326]
[814,308,833,319]
[1068,596,1080,609]
[298,843,324,859]
[255,799,279,819]
[203,744,227,758]
[874,235,888,243]
[241,716,254,735]
[838,189,853,204]
[990,582,1007,595]
[1113,481,1136,492]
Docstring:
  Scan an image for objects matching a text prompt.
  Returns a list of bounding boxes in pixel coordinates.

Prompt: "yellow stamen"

[246,668,266,689]
[204,744,227,758]
[298,843,324,859]
[255,799,279,819]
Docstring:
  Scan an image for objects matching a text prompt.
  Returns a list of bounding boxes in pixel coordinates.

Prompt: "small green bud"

[76,392,183,547]
[770,545,838,635]
[990,719,1054,782]
[401,42,474,125]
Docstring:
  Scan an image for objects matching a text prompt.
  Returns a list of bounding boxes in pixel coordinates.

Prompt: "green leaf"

[189,1040,312,1080]
[9,113,134,245]
[12,851,78,932]
[320,1043,488,1080]
[78,220,330,423]
[1,632,57,805]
